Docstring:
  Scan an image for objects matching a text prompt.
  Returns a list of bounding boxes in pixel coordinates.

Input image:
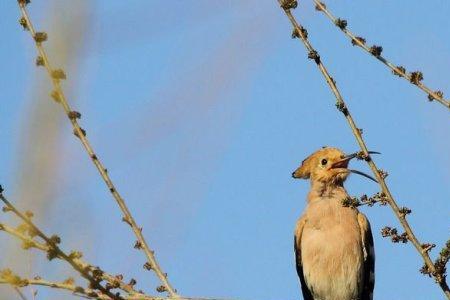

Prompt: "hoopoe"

[292,147,376,300]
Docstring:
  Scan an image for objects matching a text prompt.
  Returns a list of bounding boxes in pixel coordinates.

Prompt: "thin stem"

[0,193,121,299]
[0,276,157,300]
[0,216,149,298]
[277,1,450,298]
[313,0,450,110]
[0,214,231,300]
[16,2,178,297]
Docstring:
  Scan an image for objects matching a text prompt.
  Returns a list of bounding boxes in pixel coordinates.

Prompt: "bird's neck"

[307,180,347,202]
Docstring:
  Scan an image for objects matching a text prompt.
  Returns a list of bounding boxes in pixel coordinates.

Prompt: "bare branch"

[0,221,152,299]
[0,210,230,300]
[0,190,146,300]
[1,268,234,300]
[313,0,450,110]
[0,270,163,300]
[15,1,178,296]
[277,2,450,298]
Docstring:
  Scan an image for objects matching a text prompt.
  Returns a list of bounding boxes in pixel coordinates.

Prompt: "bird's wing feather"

[294,216,314,300]
[357,213,375,300]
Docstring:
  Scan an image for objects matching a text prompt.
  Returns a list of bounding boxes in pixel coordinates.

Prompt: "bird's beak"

[332,151,381,167]
[331,151,381,183]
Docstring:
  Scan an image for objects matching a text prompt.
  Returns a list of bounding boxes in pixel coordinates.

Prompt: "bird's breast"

[301,201,364,300]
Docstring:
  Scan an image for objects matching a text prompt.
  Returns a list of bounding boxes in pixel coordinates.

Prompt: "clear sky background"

[0,1,449,299]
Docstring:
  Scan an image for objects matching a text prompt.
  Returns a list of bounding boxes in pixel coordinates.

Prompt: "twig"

[0,270,159,300]
[0,191,125,300]
[312,0,450,110]
[1,271,107,300]
[16,1,178,296]
[0,215,232,300]
[1,270,233,300]
[0,221,150,298]
[277,1,450,298]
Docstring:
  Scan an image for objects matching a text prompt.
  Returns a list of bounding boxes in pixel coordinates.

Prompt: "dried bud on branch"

[399,206,412,217]
[156,285,168,293]
[428,91,444,102]
[33,32,47,43]
[46,247,59,261]
[392,66,406,77]
[335,101,348,115]
[351,36,366,46]
[129,278,137,286]
[73,128,86,138]
[280,0,298,10]
[35,56,44,66]
[434,240,450,280]
[0,269,27,287]
[308,50,320,63]
[68,111,81,120]
[51,69,66,80]
[342,196,360,208]
[69,251,83,259]
[381,226,408,243]
[17,0,31,6]
[19,17,28,30]
[369,45,383,57]
[334,18,347,30]
[50,90,62,102]
[134,241,142,249]
[378,169,388,179]
[315,2,326,11]
[410,71,424,85]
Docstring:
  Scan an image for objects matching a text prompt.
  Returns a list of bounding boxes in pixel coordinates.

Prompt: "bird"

[292,147,376,300]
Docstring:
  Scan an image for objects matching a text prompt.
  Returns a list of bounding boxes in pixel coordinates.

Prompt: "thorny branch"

[278,1,450,298]
[16,1,178,297]
[313,0,450,110]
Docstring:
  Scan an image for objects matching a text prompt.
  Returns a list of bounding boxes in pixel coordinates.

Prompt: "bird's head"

[292,147,378,185]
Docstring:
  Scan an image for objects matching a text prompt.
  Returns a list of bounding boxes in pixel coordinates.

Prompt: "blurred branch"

[0,269,230,300]
[0,188,168,299]
[0,192,230,300]
[313,0,450,110]
[0,220,150,299]
[0,269,174,300]
[16,1,178,297]
[1,269,110,300]
[277,1,450,298]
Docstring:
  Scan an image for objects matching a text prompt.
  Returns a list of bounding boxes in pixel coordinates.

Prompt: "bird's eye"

[321,159,328,165]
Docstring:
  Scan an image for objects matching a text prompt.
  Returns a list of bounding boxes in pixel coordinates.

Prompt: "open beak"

[331,151,381,183]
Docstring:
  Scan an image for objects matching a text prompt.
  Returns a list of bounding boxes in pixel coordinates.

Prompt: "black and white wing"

[358,213,375,300]
[294,217,313,300]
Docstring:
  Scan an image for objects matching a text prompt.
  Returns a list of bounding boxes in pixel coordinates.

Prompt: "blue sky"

[0,1,449,299]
